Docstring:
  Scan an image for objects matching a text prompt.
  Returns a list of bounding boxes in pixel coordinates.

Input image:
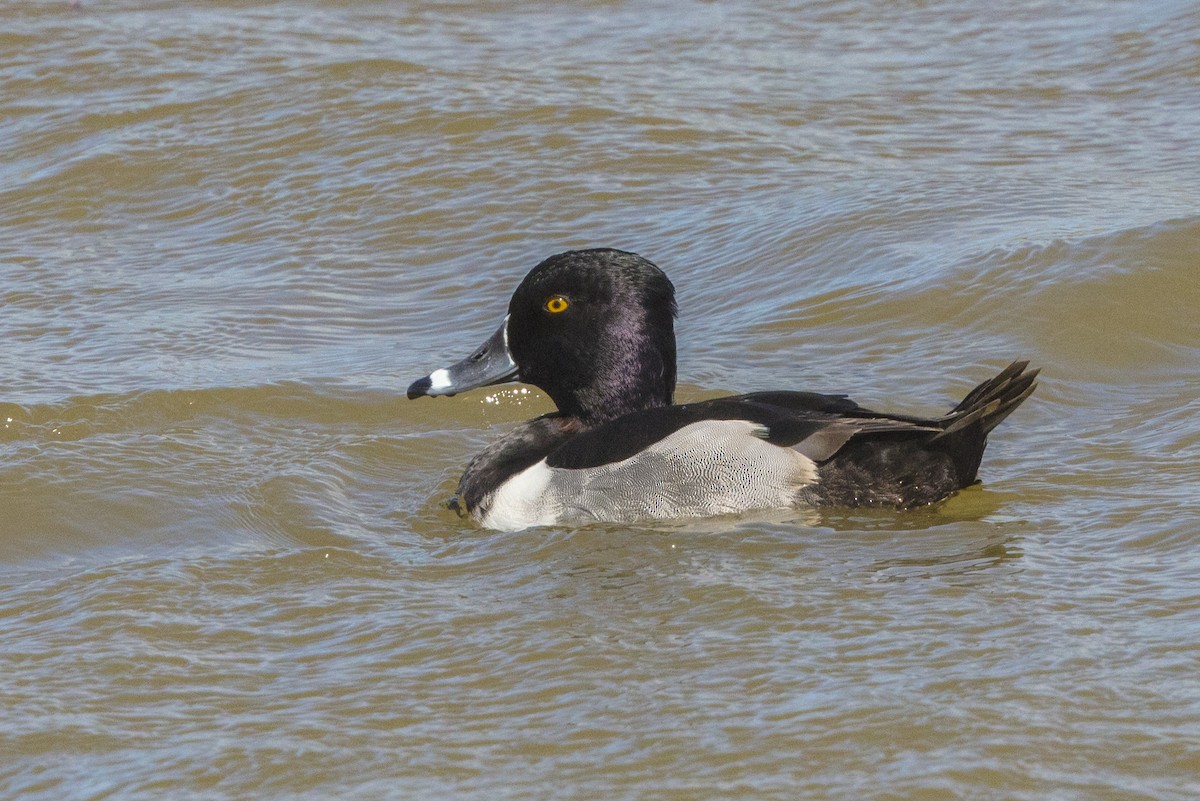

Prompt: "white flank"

[479,459,561,531]
[477,419,821,531]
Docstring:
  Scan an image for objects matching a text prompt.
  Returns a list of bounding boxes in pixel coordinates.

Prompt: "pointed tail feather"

[934,360,1039,440]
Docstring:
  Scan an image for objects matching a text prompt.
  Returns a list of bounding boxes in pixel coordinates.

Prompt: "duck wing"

[547,358,1039,473]
[545,395,939,470]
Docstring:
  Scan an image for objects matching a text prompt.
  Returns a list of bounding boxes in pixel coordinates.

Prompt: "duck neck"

[554,346,676,427]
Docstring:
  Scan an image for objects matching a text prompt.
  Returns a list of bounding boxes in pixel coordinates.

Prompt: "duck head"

[407,249,678,425]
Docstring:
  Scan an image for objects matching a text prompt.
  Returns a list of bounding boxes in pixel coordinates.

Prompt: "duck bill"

[407,317,519,399]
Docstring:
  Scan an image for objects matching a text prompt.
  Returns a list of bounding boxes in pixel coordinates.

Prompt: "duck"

[407,248,1038,531]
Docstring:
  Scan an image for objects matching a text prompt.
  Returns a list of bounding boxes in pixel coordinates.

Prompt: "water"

[2,1,1199,798]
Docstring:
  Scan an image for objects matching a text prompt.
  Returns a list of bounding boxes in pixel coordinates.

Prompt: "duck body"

[408,249,1038,531]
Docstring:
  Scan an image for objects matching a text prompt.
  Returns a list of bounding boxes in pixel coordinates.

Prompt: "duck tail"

[924,360,1038,489]
[935,360,1040,441]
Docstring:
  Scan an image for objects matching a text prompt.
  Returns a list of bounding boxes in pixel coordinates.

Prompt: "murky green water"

[3,1,1199,798]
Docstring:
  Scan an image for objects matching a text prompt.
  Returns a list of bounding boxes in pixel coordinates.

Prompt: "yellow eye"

[544,295,570,314]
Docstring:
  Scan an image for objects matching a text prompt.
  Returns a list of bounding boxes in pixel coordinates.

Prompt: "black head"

[407,248,678,425]
[506,249,678,423]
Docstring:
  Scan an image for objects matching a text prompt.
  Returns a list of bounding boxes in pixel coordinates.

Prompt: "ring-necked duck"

[408,249,1038,531]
